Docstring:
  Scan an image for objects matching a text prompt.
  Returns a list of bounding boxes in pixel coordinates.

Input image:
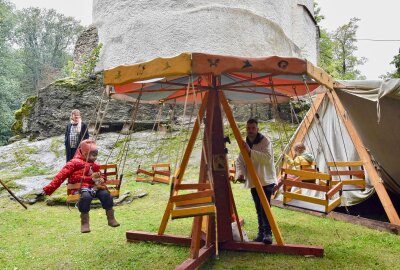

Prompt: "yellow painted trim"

[283,168,331,181]
[171,205,216,219]
[284,192,327,206]
[103,53,191,85]
[175,197,213,207]
[327,161,364,167]
[326,197,342,213]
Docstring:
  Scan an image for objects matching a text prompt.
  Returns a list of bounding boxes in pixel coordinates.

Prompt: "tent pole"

[327,90,400,225]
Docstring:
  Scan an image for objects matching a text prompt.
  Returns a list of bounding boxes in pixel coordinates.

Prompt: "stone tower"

[93,0,318,70]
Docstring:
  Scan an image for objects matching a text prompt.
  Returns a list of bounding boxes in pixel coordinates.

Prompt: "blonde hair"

[71,109,81,116]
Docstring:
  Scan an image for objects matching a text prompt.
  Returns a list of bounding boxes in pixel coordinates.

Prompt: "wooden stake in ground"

[0,179,28,209]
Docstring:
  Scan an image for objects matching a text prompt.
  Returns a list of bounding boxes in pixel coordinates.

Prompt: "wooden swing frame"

[125,76,324,270]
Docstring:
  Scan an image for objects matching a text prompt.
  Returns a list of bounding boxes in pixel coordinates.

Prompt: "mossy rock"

[11,96,37,135]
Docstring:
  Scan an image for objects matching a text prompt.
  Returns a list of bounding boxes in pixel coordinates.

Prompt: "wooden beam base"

[126,231,324,258]
[176,244,216,270]
[221,241,324,257]
[126,231,195,246]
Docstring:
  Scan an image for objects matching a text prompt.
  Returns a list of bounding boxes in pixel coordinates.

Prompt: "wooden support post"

[190,216,203,259]
[206,85,233,242]
[219,91,284,245]
[326,90,400,225]
[158,93,209,235]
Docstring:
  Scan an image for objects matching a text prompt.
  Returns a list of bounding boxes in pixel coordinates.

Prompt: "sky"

[9,0,400,80]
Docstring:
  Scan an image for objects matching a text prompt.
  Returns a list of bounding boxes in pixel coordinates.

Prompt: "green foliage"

[11,96,37,135]
[14,7,84,92]
[331,18,367,80]
[74,43,103,79]
[380,52,400,79]
[316,5,366,80]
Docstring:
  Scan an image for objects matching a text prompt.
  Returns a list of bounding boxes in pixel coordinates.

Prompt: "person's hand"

[92,172,101,179]
[235,174,245,184]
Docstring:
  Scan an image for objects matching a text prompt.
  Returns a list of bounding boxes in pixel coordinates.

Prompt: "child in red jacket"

[42,139,120,233]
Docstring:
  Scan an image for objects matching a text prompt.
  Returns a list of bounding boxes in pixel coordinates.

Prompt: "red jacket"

[43,149,100,196]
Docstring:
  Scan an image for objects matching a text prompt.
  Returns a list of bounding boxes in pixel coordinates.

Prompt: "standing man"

[236,118,277,244]
[65,109,89,162]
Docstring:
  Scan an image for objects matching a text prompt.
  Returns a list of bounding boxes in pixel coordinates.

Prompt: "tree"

[14,7,84,94]
[331,18,366,80]
[380,50,400,79]
[0,0,23,144]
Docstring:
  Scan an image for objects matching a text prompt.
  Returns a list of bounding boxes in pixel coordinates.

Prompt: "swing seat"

[136,163,170,184]
[136,165,155,182]
[170,188,216,219]
[66,164,122,203]
[100,164,122,198]
[282,168,342,213]
[327,161,366,191]
[152,163,171,184]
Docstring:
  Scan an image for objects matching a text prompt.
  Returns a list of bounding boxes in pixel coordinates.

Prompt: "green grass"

[0,179,399,270]
[1,122,399,269]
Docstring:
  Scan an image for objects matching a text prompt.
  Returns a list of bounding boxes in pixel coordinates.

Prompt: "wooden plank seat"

[136,163,171,184]
[66,164,122,203]
[327,161,366,191]
[282,168,342,213]
[152,163,171,184]
[170,186,216,220]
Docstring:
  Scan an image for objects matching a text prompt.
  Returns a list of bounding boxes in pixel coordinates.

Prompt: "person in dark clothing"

[65,109,89,162]
[236,118,277,244]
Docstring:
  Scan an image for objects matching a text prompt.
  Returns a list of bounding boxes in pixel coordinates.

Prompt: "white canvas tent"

[279,79,400,224]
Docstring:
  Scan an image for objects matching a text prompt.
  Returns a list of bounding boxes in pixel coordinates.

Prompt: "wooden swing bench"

[282,168,342,213]
[327,161,366,191]
[136,163,171,184]
[170,182,216,219]
[66,164,122,203]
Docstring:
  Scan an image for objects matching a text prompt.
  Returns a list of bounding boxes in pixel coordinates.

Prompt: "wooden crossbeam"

[326,161,364,167]
[171,205,216,219]
[283,179,330,192]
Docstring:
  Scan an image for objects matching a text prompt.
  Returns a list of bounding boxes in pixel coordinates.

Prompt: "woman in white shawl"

[65,109,89,162]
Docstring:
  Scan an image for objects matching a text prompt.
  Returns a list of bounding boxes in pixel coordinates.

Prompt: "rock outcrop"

[14,74,161,139]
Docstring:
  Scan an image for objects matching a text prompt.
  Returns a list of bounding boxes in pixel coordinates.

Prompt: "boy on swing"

[41,139,120,233]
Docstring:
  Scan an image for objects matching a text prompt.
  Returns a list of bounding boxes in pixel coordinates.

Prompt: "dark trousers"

[250,184,274,234]
[66,147,77,162]
[78,189,114,213]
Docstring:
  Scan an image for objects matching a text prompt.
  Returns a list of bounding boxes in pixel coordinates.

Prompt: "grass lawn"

[0,178,399,270]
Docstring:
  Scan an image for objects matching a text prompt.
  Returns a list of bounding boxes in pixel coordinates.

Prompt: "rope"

[302,76,342,184]
[290,86,318,164]
[173,76,192,172]
[118,87,144,177]
[329,90,349,161]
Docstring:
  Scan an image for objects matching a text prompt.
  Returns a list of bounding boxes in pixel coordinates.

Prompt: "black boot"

[262,231,273,245]
[253,229,264,242]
